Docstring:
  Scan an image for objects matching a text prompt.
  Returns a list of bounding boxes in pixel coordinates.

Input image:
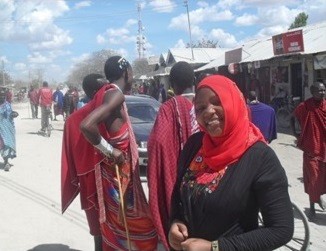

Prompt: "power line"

[0,2,182,24]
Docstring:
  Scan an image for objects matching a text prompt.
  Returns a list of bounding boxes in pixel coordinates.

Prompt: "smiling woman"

[169,75,294,251]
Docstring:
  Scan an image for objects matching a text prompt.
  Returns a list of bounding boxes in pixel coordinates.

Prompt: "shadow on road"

[303,207,326,226]
[27,244,81,251]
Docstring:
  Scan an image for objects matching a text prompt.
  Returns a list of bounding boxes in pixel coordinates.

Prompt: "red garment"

[197,75,265,172]
[28,89,39,105]
[294,98,326,202]
[303,153,326,203]
[6,91,13,103]
[294,98,326,160]
[38,87,53,107]
[147,96,198,250]
[61,98,104,235]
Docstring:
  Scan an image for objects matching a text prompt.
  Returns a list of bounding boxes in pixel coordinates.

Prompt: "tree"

[0,70,13,87]
[67,49,118,85]
[187,38,219,48]
[132,58,152,77]
[289,12,308,29]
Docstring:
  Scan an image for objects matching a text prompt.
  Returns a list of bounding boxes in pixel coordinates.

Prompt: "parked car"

[125,95,161,170]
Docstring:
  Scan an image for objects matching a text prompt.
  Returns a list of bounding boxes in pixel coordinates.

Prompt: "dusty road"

[0,101,325,251]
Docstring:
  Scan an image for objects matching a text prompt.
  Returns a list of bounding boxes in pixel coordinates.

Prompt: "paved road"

[0,102,325,251]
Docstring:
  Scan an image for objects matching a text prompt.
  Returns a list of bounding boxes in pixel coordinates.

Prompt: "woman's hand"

[168,221,188,250]
[181,238,212,251]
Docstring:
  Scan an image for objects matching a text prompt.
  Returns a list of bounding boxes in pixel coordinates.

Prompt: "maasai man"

[248,91,277,143]
[147,61,199,250]
[291,82,326,218]
[52,86,64,121]
[62,73,105,250]
[80,56,157,250]
[0,88,18,171]
[37,81,53,133]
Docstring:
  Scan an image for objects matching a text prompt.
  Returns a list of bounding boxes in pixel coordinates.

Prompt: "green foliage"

[289,12,308,29]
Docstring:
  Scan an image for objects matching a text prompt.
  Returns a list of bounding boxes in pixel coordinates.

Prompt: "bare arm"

[80,89,124,145]
[290,114,299,139]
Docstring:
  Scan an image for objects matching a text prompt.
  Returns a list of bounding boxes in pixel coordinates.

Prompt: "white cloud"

[173,39,186,48]
[149,0,176,13]
[14,63,27,71]
[0,56,9,64]
[242,0,299,6]
[115,48,128,58]
[301,0,326,24]
[126,19,137,27]
[258,6,301,27]
[0,1,71,52]
[217,0,241,9]
[169,5,233,31]
[97,19,137,46]
[209,28,238,48]
[71,53,90,64]
[29,28,73,50]
[256,25,288,38]
[96,34,106,44]
[235,13,259,26]
[28,52,50,64]
[197,1,209,8]
[74,1,91,9]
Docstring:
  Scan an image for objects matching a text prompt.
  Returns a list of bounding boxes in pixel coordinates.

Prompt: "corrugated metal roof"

[196,20,326,72]
[167,48,227,65]
[147,55,160,66]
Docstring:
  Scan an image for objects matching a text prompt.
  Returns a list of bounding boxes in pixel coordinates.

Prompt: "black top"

[171,132,294,251]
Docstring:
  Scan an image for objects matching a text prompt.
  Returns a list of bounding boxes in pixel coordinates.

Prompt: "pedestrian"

[291,81,326,218]
[147,61,199,250]
[248,90,277,143]
[169,75,294,251]
[63,56,158,251]
[62,73,107,251]
[0,88,18,171]
[63,85,79,119]
[37,81,53,133]
[27,85,39,119]
[52,86,64,121]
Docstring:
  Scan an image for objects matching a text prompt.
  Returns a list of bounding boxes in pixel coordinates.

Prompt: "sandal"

[4,163,10,171]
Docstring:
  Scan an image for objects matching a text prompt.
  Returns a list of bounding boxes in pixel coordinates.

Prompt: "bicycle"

[272,96,301,129]
[259,202,310,251]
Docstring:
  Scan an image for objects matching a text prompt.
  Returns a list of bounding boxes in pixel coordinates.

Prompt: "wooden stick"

[115,164,132,250]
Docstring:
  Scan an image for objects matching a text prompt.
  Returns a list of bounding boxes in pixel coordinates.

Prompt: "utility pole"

[1,60,5,87]
[184,0,194,60]
[137,3,146,59]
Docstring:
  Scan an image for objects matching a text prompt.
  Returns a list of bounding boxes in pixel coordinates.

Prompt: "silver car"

[125,95,160,169]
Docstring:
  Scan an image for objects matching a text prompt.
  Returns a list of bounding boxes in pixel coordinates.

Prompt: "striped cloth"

[94,84,157,250]
[0,101,16,160]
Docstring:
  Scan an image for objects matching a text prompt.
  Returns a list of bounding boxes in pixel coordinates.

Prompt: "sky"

[0,0,326,84]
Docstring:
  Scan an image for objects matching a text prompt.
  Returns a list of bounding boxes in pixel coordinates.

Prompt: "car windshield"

[127,103,158,123]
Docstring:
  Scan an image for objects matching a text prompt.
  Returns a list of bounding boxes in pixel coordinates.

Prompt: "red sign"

[272,30,304,55]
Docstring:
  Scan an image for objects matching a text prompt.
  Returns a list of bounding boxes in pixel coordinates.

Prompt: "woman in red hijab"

[168,75,293,251]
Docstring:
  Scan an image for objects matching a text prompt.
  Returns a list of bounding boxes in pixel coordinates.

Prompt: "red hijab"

[197,75,265,171]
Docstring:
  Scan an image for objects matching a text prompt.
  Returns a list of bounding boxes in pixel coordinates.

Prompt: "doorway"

[291,63,302,99]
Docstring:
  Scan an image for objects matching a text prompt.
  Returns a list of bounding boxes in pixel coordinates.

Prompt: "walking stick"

[115,164,132,251]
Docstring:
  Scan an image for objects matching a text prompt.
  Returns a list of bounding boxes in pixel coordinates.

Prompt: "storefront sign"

[272,30,304,55]
[225,48,242,65]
